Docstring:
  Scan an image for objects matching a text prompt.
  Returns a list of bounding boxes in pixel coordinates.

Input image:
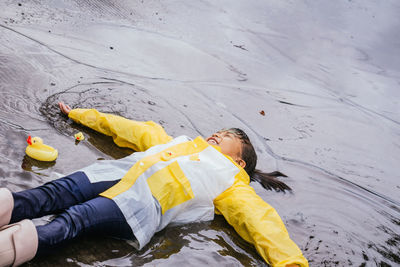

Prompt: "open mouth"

[207,138,218,145]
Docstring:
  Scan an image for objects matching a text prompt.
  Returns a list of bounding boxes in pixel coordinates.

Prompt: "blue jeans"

[10,172,134,256]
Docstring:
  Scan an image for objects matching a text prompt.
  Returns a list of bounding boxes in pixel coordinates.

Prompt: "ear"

[236,158,246,169]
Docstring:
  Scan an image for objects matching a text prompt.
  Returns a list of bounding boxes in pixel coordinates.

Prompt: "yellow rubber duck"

[74,132,85,141]
[25,136,58,162]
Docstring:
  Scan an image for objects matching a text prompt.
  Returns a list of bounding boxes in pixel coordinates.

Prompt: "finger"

[59,102,67,114]
[59,102,65,111]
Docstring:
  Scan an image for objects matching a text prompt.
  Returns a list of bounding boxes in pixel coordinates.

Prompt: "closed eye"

[223,133,235,139]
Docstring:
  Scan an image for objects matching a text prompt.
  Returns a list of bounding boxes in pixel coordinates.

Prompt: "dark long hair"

[223,128,291,192]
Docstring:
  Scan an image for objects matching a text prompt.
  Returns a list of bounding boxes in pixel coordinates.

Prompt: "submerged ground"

[0,0,399,266]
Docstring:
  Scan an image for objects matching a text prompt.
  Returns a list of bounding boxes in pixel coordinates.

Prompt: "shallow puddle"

[0,0,399,266]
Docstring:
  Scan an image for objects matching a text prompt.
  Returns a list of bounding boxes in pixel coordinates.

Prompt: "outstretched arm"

[59,102,172,151]
[214,181,308,267]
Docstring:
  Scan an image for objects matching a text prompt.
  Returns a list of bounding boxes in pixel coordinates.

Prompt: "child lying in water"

[0,102,308,267]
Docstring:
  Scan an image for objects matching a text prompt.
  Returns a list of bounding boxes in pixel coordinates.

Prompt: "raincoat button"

[161,151,173,161]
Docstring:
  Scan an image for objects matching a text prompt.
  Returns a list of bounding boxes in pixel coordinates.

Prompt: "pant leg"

[36,196,134,256]
[11,171,119,223]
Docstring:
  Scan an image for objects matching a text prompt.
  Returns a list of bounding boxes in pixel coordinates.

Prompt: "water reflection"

[368,225,400,265]
[1,0,399,266]
[30,216,265,267]
[21,155,56,173]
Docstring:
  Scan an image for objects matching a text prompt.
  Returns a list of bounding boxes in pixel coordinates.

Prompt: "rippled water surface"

[1,0,399,266]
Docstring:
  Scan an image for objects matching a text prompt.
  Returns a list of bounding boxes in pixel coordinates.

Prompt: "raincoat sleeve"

[68,108,173,151]
[214,181,308,267]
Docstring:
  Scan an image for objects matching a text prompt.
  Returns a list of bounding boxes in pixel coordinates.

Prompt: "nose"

[212,133,222,144]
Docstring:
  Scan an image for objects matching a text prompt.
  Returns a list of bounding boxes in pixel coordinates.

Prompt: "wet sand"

[0,0,399,266]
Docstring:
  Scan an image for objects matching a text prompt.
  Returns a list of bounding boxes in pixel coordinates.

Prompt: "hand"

[59,102,72,115]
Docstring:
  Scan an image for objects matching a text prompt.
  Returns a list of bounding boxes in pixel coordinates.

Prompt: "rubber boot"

[0,219,38,267]
[0,188,13,227]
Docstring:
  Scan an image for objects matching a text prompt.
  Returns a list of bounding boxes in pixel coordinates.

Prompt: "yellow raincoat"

[69,108,308,267]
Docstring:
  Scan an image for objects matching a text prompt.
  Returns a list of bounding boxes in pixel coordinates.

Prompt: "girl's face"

[206,131,245,168]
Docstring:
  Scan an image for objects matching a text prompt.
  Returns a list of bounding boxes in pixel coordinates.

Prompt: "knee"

[35,214,72,256]
[45,171,94,201]
[36,210,81,247]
